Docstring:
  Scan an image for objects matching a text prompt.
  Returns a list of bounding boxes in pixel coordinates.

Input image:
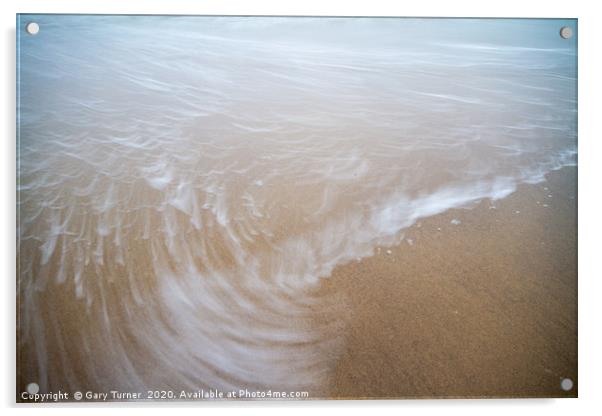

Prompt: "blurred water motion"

[17,16,576,395]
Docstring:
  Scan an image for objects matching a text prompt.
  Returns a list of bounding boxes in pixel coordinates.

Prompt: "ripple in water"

[17,16,577,395]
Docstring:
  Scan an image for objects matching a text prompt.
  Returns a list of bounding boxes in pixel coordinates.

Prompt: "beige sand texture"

[17,167,577,401]
[17,16,579,401]
[321,166,577,398]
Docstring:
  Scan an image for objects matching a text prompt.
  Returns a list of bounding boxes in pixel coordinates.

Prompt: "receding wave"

[17,16,577,395]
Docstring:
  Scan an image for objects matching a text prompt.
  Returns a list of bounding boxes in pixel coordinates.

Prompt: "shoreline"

[319,165,577,398]
[16,166,578,400]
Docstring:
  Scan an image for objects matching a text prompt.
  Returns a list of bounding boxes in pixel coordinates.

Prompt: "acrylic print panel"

[16,15,577,402]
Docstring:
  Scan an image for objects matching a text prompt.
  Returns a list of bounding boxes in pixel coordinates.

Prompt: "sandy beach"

[320,166,577,398]
[17,16,578,401]
[16,166,578,401]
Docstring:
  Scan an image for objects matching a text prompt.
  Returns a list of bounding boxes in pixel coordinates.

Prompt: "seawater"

[17,16,577,395]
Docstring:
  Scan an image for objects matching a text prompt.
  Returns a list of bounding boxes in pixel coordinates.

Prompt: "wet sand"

[321,166,577,399]
[16,166,578,401]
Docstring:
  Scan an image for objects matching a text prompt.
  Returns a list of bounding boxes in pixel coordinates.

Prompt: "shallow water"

[17,16,577,395]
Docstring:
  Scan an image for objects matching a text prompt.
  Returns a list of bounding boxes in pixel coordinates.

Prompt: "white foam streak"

[17,16,577,395]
